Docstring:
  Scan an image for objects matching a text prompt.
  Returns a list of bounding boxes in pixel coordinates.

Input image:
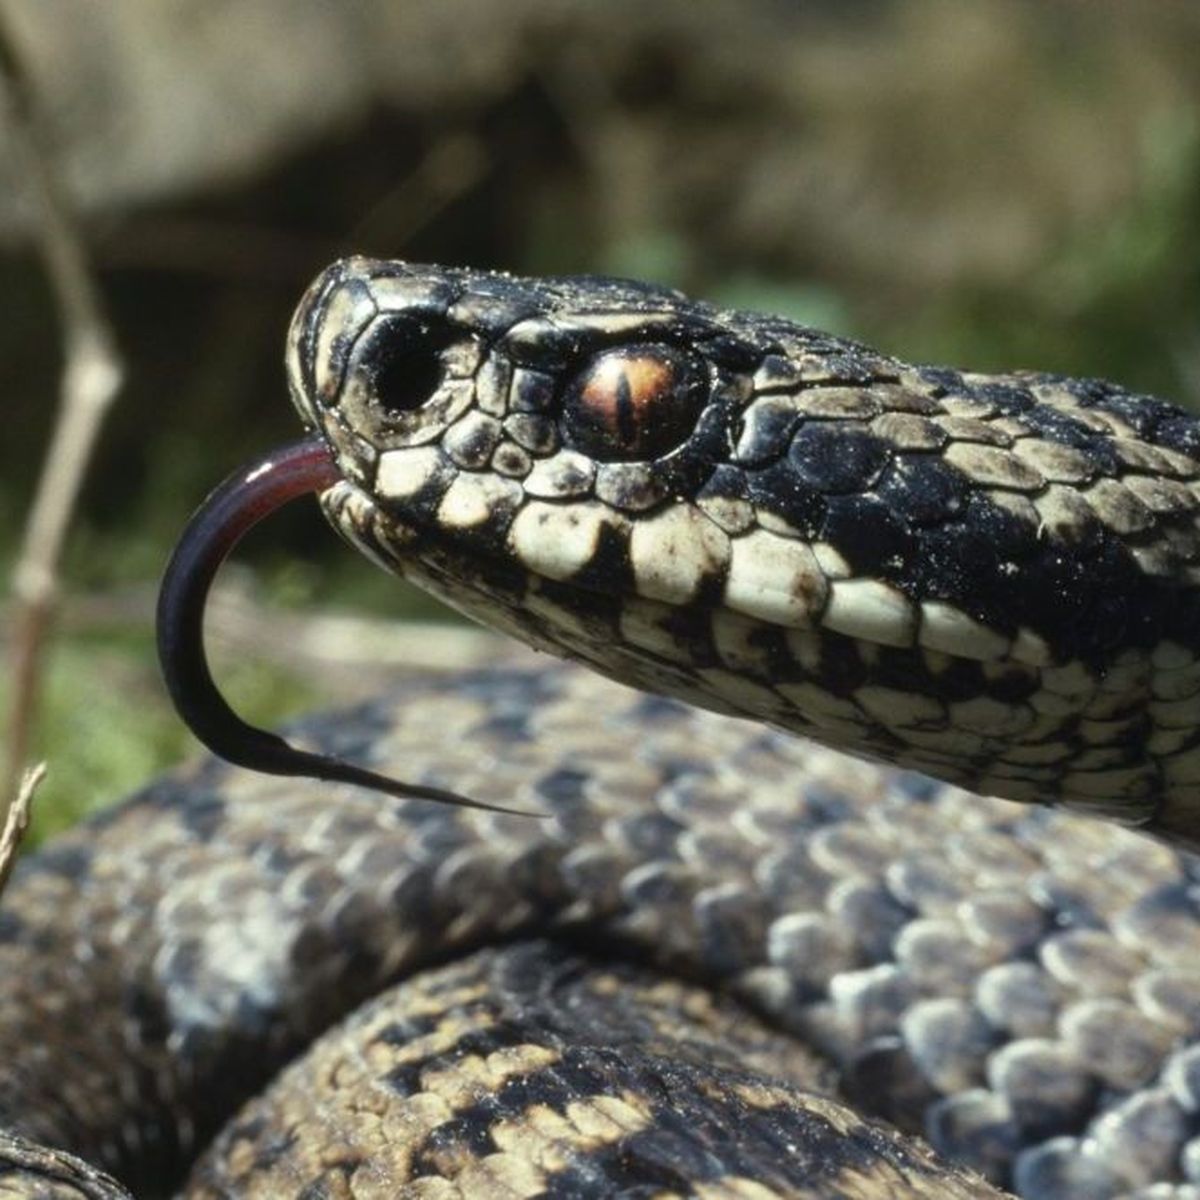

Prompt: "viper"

[2,259,1199,1198]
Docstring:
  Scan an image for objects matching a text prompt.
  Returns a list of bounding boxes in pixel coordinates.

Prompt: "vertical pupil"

[613,370,638,448]
[561,344,703,461]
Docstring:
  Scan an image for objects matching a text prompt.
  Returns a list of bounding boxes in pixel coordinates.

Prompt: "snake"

[3,259,1200,1199]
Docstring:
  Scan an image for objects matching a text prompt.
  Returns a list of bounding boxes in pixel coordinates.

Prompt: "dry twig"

[0,761,42,899]
[0,11,125,809]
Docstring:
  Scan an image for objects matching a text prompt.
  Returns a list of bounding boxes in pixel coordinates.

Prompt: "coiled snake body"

[3,260,1200,1198]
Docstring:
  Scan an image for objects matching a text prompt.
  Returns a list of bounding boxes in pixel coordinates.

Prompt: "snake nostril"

[361,316,456,415]
[374,344,444,414]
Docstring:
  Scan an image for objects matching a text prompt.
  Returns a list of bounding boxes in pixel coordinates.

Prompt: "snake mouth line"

[155,435,537,816]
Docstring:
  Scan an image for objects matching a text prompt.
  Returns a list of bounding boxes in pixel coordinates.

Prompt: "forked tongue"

[156,436,535,815]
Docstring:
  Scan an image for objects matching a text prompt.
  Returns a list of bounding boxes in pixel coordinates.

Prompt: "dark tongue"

[156,436,534,816]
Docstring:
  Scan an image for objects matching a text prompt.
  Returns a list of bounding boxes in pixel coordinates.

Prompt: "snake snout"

[287,260,489,478]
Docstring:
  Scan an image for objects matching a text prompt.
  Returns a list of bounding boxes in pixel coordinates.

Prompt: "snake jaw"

[155,436,539,816]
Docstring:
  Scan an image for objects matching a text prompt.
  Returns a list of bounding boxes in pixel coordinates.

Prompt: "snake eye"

[560,344,707,461]
[360,316,456,415]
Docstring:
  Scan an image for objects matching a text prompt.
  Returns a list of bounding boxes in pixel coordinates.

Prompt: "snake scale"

[3,260,1200,1199]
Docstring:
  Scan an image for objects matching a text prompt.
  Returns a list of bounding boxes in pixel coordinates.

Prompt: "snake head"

[164,257,1200,844]
[282,257,859,671]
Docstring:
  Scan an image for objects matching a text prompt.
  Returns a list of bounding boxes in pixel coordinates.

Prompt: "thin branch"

[9,577,518,686]
[345,133,490,252]
[0,11,126,807]
[0,1128,131,1200]
[0,761,42,899]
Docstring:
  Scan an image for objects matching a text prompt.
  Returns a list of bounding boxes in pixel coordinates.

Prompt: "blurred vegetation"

[1,0,1198,840]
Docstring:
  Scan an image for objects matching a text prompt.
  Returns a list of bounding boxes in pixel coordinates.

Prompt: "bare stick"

[0,762,42,899]
[0,13,125,807]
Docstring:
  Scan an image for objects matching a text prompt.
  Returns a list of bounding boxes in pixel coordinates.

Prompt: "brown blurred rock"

[0,0,1197,290]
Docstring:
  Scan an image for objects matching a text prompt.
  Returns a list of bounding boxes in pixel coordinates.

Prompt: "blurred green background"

[1,0,1198,839]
